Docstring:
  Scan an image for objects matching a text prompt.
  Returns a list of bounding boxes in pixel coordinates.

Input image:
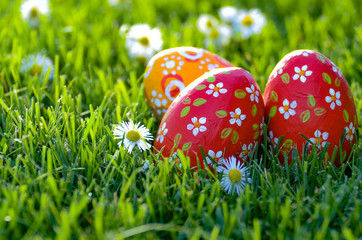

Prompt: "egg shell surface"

[154,67,265,170]
[264,50,358,165]
[143,47,233,120]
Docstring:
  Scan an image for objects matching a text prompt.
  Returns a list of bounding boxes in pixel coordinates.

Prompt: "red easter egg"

[264,50,358,165]
[143,47,233,120]
[154,67,265,171]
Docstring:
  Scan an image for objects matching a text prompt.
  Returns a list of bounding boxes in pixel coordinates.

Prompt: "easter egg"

[264,50,358,165]
[143,47,233,120]
[154,67,265,171]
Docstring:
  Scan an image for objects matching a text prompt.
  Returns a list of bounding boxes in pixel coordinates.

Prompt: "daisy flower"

[168,152,182,168]
[20,53,54,79]
[156,122,168,143]
[197,14,219,35]
[309,130,329,147]
[204,24,232,47]
[245,85,259,103]
[218,6,238,25]
[279,99,297,119]
[229,108,246,126]
[344,122,355,141]
[325,88,342,110]
[234,9,266,39]
[125,24,163,63]
[113,120,153,153]
[187,117,207,136]
[205,150,224,172]
[220,156,251,196]
[268,131,279,149]
[20,0,49,27]
[292,65,312,83]
[206,82,227,97]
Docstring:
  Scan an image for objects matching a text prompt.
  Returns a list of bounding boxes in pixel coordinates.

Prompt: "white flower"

[292,65,312,83]
[156,122,168,143]
[220,156,251,196]
[309,130,329,147]
[113,120,153,153]
[197,14,219,35]
[204,24,232,47]
[239,143,254,160]
[296,50,314,57]
[20,53,54,79]
[219,6,238,24]
[169,152,182,168]
[268,131,279,149]
[259,117,265,136]
[344,122,355,141]
[206,150,224,172]
[229,108,246,126]
[330,61,343,78]
[278,99,297,119]
[234,9,266,39]
[206,82,227,97]
[245,85,259,103]
[20,0,49,27]
[125,24,163,62]
[272,62,285,78]
[187,117,207,136]
[325,88,342,110]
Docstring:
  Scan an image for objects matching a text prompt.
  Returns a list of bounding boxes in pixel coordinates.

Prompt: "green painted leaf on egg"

[281,73,290,84]
[307,95,316,108]
[235,89,246,99]
[271,91,278,103]
[270,106,277,118]
[216,110,228,118]
[174,133,182,148]
[252,124,259,131]
[193,98,207,106]
[343,109,349,123]
[335,78,340,87]
[231,131,239,144]
[322,73,331,84]
[182,97,191,104]
[182,142,192,151]
[300,110,310,123]
[316,54,325,63]
[314,108,327,116]
[254,131,259,140]
[283,139,293,149]
[180,106,190,118]
[221,128,232,139]
[207,76,216,83]
[196,85,207,90]
[252,104,257,117]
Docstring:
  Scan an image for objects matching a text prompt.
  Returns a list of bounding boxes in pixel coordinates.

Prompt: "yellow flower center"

[206,20,214,28]
[243,149,249,155]
[283,105,289,112]
[126,130,141,142]
[193,121,200,128]
[314,137,322,144]
[298,70,305,76]
[347,129,352,137]
[214,86,220,92]
[209,29,220,39]
[30,64,43,76]
[331,94,336,102]
[138,36,150,46]
[234,114,240,120]
[242,15,253,26]
[30,7,39,18]
[228,169,242,183]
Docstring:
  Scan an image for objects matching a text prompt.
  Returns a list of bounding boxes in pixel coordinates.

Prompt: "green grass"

[0,0,361,239]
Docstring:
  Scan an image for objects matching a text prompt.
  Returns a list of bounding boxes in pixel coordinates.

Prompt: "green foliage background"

[0,0,361,239]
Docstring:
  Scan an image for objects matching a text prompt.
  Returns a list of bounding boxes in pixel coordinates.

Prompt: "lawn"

[0,0,361,239]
